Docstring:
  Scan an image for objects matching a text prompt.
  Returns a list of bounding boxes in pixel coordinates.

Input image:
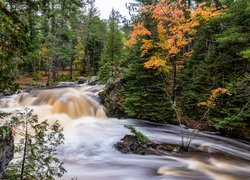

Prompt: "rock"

[76,76,86,84]
[114,134,182,155]
[87,76,99,85]
[3,90,15,96]
[56,82,77,87]
[0,126,14,179]
[114,135,148,154]
[99,78,126,118]
[77,79,85,84]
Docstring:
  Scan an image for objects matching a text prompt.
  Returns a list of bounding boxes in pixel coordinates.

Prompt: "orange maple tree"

[198,87,232,108]
[126,0,224,72]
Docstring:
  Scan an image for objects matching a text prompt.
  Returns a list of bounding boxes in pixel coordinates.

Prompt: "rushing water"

[1,84,250,180]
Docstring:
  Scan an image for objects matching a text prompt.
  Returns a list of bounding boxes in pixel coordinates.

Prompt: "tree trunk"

[43,0,49,36]
[46,62,51,87]
[70,39,76,80]
[28,5,33,41]
[20,114,28,180]
[172,61,177,104]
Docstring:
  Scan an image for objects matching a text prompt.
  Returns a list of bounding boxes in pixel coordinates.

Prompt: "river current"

[0,84,249,180]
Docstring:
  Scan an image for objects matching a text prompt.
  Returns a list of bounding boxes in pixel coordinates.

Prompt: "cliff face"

[0,126,14,179]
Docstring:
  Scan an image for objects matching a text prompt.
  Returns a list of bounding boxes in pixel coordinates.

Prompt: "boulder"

[99,78,126,118]
[114,134,181,155]
[87,76,99,85]
[114,135,148,154]
[76,76,86,84]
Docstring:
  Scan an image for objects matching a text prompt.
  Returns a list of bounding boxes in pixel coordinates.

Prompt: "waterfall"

[0,85,106,119]
[0,84,249,180]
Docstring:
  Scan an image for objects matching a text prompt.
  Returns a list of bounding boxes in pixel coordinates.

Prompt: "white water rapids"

[0,84,249,180]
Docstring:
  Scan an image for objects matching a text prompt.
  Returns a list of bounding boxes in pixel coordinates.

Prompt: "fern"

[124,125,150,144]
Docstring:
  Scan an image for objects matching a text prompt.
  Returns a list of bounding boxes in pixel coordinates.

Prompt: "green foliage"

[122,0,175,123]
[1,0,109,87]
[0,1,27,92]
[0,112,10,119]
[55,74,76,82]
[0,125,11,140]
[178,0,250,138]
[3,109,66,179]
[0,113,11,139]
[211,76,250,134]
[123,46,174,122]
[240,49,250,59]
[98,9,125,84]
[32,71,45,81]
[124,125,150,144]
[83,3,107,76]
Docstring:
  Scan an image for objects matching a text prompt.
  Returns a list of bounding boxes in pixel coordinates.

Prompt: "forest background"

[0,0,249,140]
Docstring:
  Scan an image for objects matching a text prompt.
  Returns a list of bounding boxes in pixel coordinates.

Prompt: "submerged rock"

[0,126,14,179]
[56,82,77,87]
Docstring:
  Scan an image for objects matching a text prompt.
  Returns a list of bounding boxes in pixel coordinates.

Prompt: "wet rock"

[77,79,85,84]
[56,82,77,87]
[151,143,180,152]
[0,126,14,179]
[114,135,148,154]
[76,76,86,84]
[115,134,182,155]
[3,90,16,96]
[24,88,32,93]
[87,76,99,85]
[99,78,126,118]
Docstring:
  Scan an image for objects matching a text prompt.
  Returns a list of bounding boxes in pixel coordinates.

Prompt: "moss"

[99,78,126,118]
[159,145,176,152]
[124,125,150,144]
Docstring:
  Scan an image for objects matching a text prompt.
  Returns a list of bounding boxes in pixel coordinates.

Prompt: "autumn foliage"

[198,88,232,108]
[126,0,224,72]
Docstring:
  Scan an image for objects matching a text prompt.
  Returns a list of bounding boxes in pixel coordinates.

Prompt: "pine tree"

[0,0,28,92]
[98,9,124,83]
[123,0,175,122]
[178,0,250,138]
[3,109,66,179]
[83,0,106,76]
[123,46,174,121]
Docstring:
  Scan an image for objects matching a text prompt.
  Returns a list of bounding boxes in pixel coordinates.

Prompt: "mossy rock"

[114,134,186,155]
[114,135,148,155]
[99,78,126,118]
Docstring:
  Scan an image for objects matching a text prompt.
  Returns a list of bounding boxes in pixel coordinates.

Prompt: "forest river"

[0,84,249,180]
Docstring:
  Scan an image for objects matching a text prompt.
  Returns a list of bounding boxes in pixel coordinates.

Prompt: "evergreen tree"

[123,0,174,122]
[0,0,28,92]
[3,109,66,179]
[178,0,250,138]
[1,0,101,86]
[82,0,106,76]
[123,46,174,121]
[98,9,124,83]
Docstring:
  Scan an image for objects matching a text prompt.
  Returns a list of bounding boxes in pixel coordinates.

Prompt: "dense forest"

[0,0,249,142]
